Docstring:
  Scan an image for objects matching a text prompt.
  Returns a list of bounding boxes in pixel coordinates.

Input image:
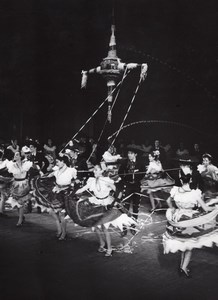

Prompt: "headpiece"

[202,153,213,160]
[153,150,160,157]
[21,146,31,154]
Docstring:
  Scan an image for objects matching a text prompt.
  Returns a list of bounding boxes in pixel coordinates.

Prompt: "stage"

[0,198,218,300]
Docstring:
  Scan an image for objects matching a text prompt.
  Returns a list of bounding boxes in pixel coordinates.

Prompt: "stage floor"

[1,198,218,300]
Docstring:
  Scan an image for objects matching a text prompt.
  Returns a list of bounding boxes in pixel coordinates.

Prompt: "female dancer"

[141,150,174,211]
[7,139,20,155]
[6,151,33,226]
[75,164,136,256]
[197,153,218,201]
[163,170,218,278]
[0,147,13,217]
[33,155,77,240]
[43,138,57,172]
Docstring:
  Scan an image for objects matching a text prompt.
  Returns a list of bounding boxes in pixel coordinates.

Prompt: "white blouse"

[170,186,202,209]
[54,167,77,186]
[0,159,9,170]
[147,161,163,174]
[7,160,33,178]
[102,151,121,163]
[85,177,114,199]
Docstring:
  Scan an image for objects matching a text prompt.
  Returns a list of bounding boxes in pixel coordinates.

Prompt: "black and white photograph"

[1,0,218,299]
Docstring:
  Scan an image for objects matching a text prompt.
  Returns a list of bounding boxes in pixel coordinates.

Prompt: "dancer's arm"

[75,184,88,194]
[107,181,116,192]
[166,196,174,208]
[197,197,214,212]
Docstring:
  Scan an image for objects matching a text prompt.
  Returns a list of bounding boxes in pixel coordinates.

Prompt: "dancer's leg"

[95,226,105,249]
[180,251,185,268]
[50,210,62,237]
[132,195,141,220]
[0,192,6,213]
[181,250,192,274]
[103,227,112,251]
[149,192,156,210]
[17,206,24,226]
[102,226,113,256]
[59,213,67,240]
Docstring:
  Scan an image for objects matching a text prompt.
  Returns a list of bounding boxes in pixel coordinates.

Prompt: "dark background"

[0,0,218,149]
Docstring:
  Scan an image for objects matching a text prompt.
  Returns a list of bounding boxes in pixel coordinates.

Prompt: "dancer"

[102,145,122,163]
[32,155,77,240]
[75,164,136,256]
[163,170,218,278]
[101,144,122,182]
[43,138,57,172]
[43,138,56,160]
[28,140,50,213]
[0,147,13,217]
[141,150,174,211]
[197,153,218,201]
[6,151,33,226]
[76,164,116,256]
[118,145,144,236]
[7,139,20,155]
[65,144,88,183]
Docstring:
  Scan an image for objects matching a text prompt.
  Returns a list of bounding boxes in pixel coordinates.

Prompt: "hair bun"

[180,170,192,184]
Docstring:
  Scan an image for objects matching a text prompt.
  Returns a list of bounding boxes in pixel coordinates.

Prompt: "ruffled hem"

[163,229,218,253]
[97,213,137,231]
[166,207,218,228]
[141,173,174,193]
[32,176,67,211]
[6,197,23,208]
[33,202,63,214]
[206,198,218,206]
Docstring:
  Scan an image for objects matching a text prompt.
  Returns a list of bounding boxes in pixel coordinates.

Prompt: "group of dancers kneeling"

[1,144,218,271]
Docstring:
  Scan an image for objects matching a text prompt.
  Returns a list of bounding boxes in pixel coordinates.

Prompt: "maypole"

[81,11,148,124]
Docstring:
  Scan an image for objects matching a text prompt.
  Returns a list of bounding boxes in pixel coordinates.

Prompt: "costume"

[65,175,136,230]
[141,160,174,193]
[0,159,13,191]
[118,157,144,220]
[43,144,56,159]
[163,186,218,253]
[43,144,56,172]
[7,144,19,154]
[73,154,89,182]
[0,159,13,210]
[6,160,32,208]
[32,166,77,212]
[82,177,114,206]
[197,163,218,199]
[29,151,49,176]
[176,148,189,160]
[102,150,122,182]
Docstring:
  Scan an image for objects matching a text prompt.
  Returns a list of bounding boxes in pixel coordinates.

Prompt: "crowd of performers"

[1,136,218,275]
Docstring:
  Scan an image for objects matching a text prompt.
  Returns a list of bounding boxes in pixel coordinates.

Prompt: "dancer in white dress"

[33,155,77,240]
[141,150,174,211]
[163,170,218,278]
[76,164,136,256]
[76,164,115,256]
[0,148,13,217]
[197,153,218,201]
[6,151,33,226]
